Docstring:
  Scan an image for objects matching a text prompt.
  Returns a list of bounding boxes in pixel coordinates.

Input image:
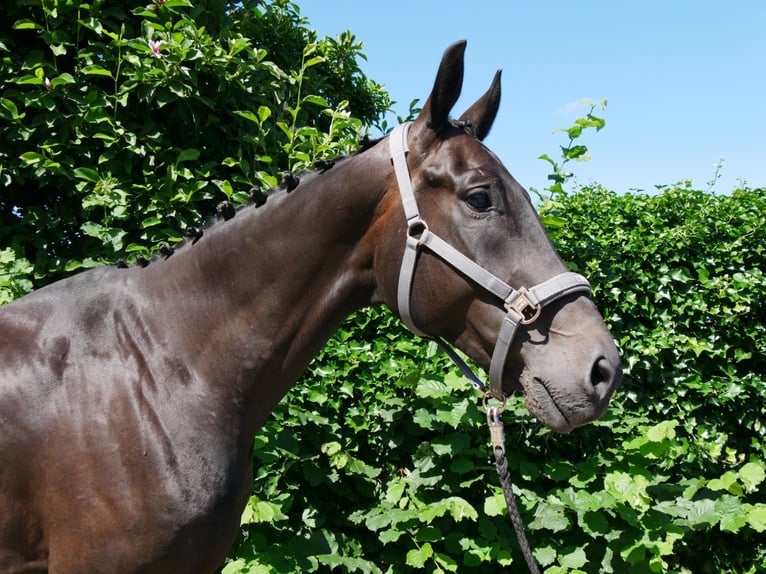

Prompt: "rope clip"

[485,402,506,455]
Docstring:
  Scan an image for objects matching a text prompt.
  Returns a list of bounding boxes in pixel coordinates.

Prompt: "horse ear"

[416,40,466,132]
[459,69,502,141]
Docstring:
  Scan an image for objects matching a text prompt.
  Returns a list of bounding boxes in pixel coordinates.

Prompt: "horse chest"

[37,420,252,574]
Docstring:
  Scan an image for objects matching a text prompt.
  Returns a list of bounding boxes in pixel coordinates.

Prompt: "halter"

[389,122,592,402]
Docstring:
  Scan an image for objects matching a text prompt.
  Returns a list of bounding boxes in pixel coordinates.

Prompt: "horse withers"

[0,41,621,573]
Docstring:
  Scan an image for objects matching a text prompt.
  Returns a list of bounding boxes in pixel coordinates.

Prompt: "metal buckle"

[505,288,541,325]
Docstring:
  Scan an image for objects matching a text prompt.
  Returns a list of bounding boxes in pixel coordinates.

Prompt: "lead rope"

[486,403,541,574]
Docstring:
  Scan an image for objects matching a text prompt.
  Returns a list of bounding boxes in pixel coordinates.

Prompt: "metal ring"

[482,391,507,414]
[519,305,541,325]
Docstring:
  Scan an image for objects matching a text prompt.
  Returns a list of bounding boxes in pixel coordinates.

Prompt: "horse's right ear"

[415,40,466,133]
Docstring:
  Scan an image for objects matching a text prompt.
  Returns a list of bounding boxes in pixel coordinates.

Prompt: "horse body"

[0,153,389,572]
[0,41,621,573]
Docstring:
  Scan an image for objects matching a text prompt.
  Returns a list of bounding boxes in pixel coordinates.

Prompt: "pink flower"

[148,40,163,59]
[44,77,52,91]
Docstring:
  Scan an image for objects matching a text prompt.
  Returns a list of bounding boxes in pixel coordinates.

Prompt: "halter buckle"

[506,288,541,325]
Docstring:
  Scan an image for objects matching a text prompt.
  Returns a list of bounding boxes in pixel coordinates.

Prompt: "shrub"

[0,0,387,286]
[2,3,763,571]
[223,185,766,574]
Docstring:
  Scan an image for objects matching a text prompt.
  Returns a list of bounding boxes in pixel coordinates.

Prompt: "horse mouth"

[519,373,576,434]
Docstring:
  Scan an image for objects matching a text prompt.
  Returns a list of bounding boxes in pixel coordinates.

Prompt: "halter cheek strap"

[389,122,592,401]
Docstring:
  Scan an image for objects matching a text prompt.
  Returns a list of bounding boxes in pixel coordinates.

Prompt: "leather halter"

[389,122,592,401]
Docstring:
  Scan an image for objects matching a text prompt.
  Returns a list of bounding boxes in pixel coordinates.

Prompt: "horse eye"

[465,190,492,211]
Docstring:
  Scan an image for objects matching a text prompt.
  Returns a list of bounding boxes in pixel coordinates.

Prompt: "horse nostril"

[590,356,616,398]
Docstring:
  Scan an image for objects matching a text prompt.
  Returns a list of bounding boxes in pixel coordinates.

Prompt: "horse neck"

[145,146,393,430]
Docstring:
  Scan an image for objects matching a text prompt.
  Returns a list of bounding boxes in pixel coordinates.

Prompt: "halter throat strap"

[389,122,592,401]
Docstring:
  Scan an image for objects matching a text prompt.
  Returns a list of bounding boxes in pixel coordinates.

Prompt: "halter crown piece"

[389,122,593,402]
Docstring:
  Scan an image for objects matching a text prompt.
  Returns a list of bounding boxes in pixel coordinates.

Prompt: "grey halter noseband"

[389,122,592,401]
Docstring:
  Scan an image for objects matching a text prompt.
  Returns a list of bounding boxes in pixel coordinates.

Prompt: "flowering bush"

[0,0,388,286]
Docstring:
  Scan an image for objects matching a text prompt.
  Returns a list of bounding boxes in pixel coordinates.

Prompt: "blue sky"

[300,1,764,194]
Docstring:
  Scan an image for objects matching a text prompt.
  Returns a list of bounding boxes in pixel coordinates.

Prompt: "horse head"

[374,41,621,433]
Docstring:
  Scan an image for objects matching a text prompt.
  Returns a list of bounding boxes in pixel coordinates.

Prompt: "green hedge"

[222,185,766,574]
[0,0,387,288]
[2,1,764,571]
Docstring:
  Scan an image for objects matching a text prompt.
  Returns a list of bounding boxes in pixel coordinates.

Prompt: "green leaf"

[747,505,766,532]
[529,502,570,532]
[484,492,509,519]
[717,496,748,532]
[233,110,261,124]
[19,151,46,166]
[406,543,433,568]
[141,216,162,228]
[365,513,391,532]
[257,105,272,123]
[646,420,678,442]
[739,461,766,492]
[302,94,329,107]
[81,65,114,78]
[416,378,449,398]
[64,259,83,272]
[564,144,589,161]
[177,148,200,163]
[73,167,101,182]
[0,98,20,120]
[604,471,651,512]
[620,539,647,565]
[534,545,558,567]
[708,471,743,496]
[240,496,285,524]
[12,19,42,30]
[559,547,587,569]
[685,498,718,527]
[415,526,442,542]
[303,56,325,69]
[51,73,76,87]
[435,552,458,572]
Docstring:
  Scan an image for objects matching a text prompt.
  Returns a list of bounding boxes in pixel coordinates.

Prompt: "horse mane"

[116,136,385,269]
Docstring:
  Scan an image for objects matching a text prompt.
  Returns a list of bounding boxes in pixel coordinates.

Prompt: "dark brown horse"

[0,41,620,573]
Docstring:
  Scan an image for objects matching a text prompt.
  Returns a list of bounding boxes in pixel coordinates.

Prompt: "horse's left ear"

[415,40,467,133]
[458,69,502,141]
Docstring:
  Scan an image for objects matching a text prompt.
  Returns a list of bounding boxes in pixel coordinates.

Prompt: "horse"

[0,40,621,573]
